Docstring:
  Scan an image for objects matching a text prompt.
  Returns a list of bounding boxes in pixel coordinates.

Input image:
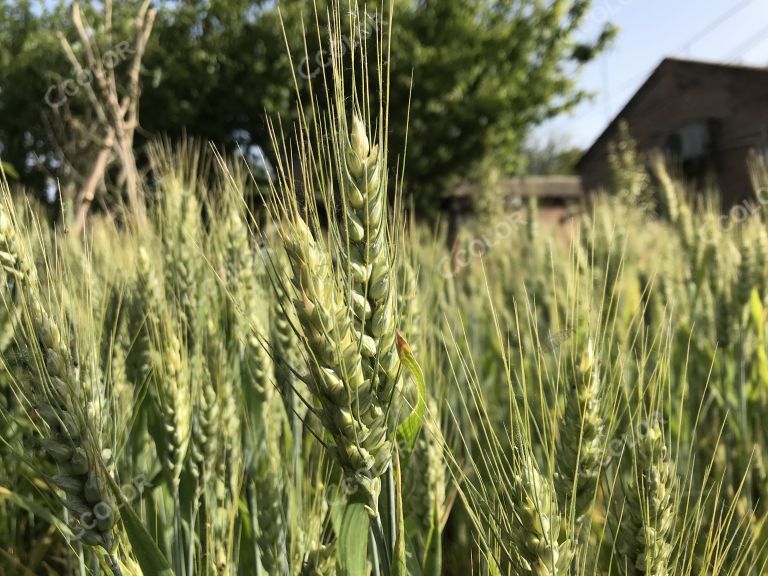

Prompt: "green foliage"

[0,0,610,215]
[5,4,768,576]
[524,138,584,175]
[396,334,426,452]
[384,0,609,213]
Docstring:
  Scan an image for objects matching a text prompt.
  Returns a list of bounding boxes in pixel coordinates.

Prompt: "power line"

[676,0,760,55]
[726,22,768,62]
[614,0,760,95]
[544,0,765,145]
[575,0,763,132]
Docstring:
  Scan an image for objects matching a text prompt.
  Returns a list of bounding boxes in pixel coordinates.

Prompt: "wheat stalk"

[0,202,118,556]
[555,340,605,535]
[254,386,290,576]
[648,151,680,224]
[280,215,391,512]
[408,398,446,537]
[616,416,675,576]
[508,449,571,575]
[341,115,402,426]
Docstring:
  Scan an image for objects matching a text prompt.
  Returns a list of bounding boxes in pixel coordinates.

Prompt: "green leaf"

[238,494,259,573]
[329,484,345,535]
[421,492,442,576]
[405,539,425,576]
[487,556,503,576]
[121,499,175,575]
[391,447,407,576]
[336,492,371,576]
[118,499,175,575]
[0,161,19,180]
[749,289,765,342]
[396,332,426,451]
[101,465,174,576]
[749,289,768,399]
[0,486,72,536]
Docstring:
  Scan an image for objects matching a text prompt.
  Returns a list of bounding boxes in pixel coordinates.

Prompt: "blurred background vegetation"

[0,0,614,219]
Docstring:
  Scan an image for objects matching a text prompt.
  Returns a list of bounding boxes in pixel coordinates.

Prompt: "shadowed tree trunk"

[56,0,155,234]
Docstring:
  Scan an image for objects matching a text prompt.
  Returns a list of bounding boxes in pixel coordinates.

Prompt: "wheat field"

[2,3,768,576]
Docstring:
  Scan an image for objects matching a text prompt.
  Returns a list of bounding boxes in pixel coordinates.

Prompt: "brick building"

[577,58,768,207]
[442,175,583,247]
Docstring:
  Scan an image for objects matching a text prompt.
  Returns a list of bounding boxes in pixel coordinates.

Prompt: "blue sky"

[534,0,768,150]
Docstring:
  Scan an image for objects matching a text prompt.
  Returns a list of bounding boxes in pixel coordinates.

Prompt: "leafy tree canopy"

[0,0,613,215]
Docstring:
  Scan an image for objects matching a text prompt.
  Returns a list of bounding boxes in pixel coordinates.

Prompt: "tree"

[524,137,583,175]
[383,0,613,214]
[56,0,156,232]
[0,0,614,219]
[138,0,297,154]
[0,0,69,197]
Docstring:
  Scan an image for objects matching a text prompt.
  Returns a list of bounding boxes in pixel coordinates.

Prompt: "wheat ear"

[617,417,675,576]
[282,216,391,511]
[509,449,571,575]
[555,340,605,533]
[342,115,402,428]
[0,202,117,552]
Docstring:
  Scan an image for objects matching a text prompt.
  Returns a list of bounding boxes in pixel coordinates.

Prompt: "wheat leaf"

[396,332,426,451]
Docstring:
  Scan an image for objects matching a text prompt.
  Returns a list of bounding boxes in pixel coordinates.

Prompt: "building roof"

[576,57,768,170]
[446,175,583,200]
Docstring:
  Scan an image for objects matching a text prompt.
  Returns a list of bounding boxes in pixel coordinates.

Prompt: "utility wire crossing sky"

[535,0,768,150]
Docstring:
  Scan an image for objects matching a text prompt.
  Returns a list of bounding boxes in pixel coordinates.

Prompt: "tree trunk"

[71,129,114,235]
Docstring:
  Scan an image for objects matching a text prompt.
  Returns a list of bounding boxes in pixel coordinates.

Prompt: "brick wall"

[577,59,768,208]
